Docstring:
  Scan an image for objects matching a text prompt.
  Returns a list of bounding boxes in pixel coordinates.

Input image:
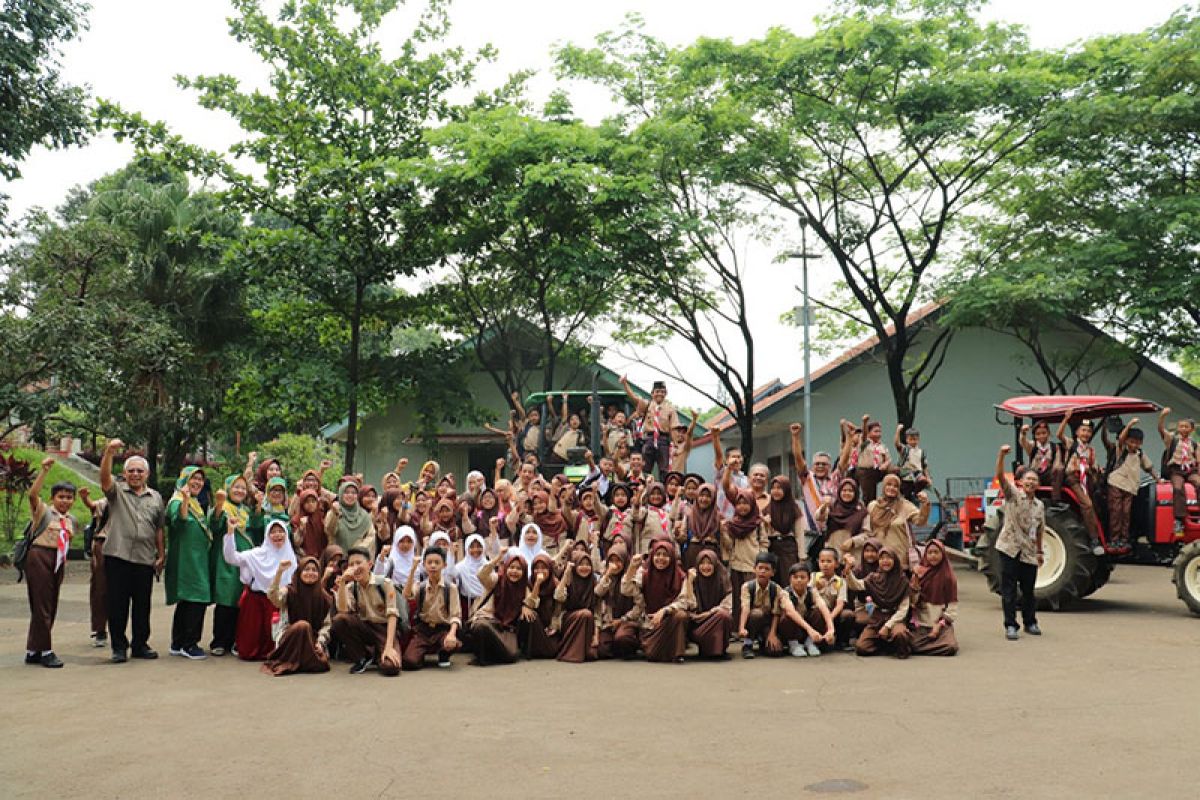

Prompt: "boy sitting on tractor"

[1159,407,1199,535]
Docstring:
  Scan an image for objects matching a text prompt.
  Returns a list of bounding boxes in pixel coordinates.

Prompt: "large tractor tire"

[1171,541,1200,616]
[976,506,1102,610]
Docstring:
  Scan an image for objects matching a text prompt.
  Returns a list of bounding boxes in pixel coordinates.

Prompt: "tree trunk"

[343,280,364,476]
[885,333,916,429]
[146,418,161,491]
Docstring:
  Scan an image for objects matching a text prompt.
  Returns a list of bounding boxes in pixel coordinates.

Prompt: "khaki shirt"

[31,501,77,550]
[1108,451,1153,495]
[102,483,165,566]
[740,580,782,616]
[996,478,1044,566]
[813,573,847,611]
[411,576,462,628]
[343,575,402,625]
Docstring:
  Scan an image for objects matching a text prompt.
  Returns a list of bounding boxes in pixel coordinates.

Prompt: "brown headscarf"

[319,544,345,592]
[563,550,597,612]
[530,553,558,626]
[292,489,329,556]
[687,484,721,543]
[855,538,883,581]
[692,549,731,614]
[868,475,912,531]
[911,539,958,607]
[286,556,333,630]
[864,544,910,613]
[725,488,762,540]
[605,543,635,618]
[380,489,403,533]
[430,498,461,542]
[253,458,282,492]
[642,539,685,614]
[767,476,799,534]
[827,478,867,534]
[492,553,528,628]
[532,491,567,545]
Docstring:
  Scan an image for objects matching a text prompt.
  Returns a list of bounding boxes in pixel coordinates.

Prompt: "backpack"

[13,512,53,584]
[417,581,453,626]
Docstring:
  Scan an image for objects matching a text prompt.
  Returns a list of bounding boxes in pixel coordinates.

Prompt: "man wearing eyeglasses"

[100,439,166,663]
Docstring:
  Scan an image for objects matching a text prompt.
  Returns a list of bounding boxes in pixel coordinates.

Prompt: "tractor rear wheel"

[1171,541,1200,616]
[976,506,1101,610]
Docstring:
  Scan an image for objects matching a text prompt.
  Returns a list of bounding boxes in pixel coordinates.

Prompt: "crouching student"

[23,458,76,668]
[467,551,528,666]
[222,517,297,661]
[814,547,853,650]
[622,541,688,663]
[263,555,333,676]
[402,547,462,670]
[520,553,560,659]
[674,549,733,659]
[737,552,784,659]
[553,551,599,663]
[777,562,835,658]
[907,540,959,656]
[331,547,408,675]
[844,544,911,658]
[594,544,642,659]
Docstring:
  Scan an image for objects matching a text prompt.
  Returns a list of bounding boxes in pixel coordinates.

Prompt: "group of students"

[20,379,977,671]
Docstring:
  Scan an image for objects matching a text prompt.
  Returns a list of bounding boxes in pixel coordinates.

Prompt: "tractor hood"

[996,395,1161,421]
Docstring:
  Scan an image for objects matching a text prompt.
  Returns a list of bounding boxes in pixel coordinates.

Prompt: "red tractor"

[968,396,1200,614]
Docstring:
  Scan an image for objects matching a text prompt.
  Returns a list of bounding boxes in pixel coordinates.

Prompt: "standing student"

[1019,421,1064,503]
[259,477,290,530]
[468,551,528,666]
[622,541,688,663]
[262,555,333,676]
[1107,419,1156,551]
[165,467,213,660]
[1058,411,1103,553]
[855,417,893,502]
[764,476,805,581]
[22,458,76,668]
[844,544,911,658]
[99,440,165,663]
[292,489,329,557]
[737,552,783,659]
[621,376,680,477]
[777,563,834,658]
[223,517,297,660]
[893,426,931,502]
[908,540,959,656]
[682,483,721,569]
[402,547,463,670]
[209,475,256,656]
[553,551,599,663]
[720,483,767,629]
[331,547,407,675]
[668,413,699,474]
[78,487,109,649]
[846,538,881,647]
[454,534,491,623]
[672,549,733,659]
[1159,407,1199,534]
[993,445,1044,640]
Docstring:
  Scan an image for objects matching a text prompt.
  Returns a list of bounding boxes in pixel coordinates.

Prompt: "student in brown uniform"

[777,562,834,658]
[844,544,911,658]
[1058,411,1103,554]
[467,551,528,666]
[331,546,408,675]
[22,458,76,668]
[520,553,560,659]
[402,546,463,669]
[1158,407,1199,534]
[1107,420,1156,551]
[671,549,733,659]
[622,540,688,663]
[814,547,852,650]
[681,483,722,569]
[845,474,929,571]
[595,544,642,659]
[262,555,333,676]
[553,550,599,663]
[1019,421,1064,503]
[908,539,959,656]
[737,551,784,659]
[820,479,867,557]
[78,486,109,649]
[764,476,805,581]
[855,417,893,502]
[993,445,1045,641]
[621,376,680,478]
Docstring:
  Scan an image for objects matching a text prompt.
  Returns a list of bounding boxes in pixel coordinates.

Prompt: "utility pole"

[786,219,821,459]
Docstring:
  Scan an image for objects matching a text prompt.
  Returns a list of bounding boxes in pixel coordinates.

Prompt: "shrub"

[252,434,343,492]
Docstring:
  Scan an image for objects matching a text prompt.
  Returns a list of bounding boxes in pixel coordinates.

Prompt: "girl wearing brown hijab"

[720,485,766,633]
[622,540,688,662]
[262,556,333,676]
[530,491,568,554]
[764,475,805,581]
[847,474,930,570]
[682,483,721,569]
[908,539,959,656]
[467,551,528,666]
[672,549,733,658]
[552,550,599,662]
[847,537,881,643]
[844,543,912,658]
[291,490,329,557]
[520,553,560,659]
[821,478,867,555]
[594,544,641,659]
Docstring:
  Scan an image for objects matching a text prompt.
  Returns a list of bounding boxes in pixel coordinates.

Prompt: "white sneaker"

[787,640,806,658]
[168,647,183,657]
[804,638,821,657]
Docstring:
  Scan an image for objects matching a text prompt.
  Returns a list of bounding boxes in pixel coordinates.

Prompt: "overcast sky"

[3,0,1186,409]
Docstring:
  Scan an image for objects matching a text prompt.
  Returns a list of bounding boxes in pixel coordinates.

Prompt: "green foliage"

[0,449,98,546]
[254,433,342,492]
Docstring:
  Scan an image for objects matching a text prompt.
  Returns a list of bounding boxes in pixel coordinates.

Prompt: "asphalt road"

[1,561,1196,799]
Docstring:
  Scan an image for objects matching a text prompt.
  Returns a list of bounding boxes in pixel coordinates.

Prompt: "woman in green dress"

[208,474,260,656]
[165,466,213,659]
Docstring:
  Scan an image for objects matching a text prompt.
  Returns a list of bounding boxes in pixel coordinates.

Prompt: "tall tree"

[100,0,496,473]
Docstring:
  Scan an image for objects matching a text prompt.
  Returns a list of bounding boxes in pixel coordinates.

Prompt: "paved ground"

[1,561,1196,799]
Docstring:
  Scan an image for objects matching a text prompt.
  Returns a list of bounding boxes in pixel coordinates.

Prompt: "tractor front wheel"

[1171,541,1200,616]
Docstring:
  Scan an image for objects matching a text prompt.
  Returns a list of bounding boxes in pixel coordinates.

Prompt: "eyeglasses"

[125,468,146,474]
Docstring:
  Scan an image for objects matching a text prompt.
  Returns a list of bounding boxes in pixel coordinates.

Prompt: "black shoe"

[131,647,158,660]
[350,657,376,675]
[180,645,207,660]
[24,652,40,665]
[1025,623,1042,636]
[1005,626,1019,641]
[41,652,64,668]
[437,651,451,669]
[741,643,755,660]
[111,648,128,663]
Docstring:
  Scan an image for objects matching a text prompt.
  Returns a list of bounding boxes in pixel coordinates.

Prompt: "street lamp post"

[787,220,821,460]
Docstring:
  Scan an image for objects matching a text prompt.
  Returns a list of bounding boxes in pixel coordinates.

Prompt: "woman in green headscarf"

[324,480,373,552]
[260,476,290,531]
[208,474,259,656]
[165,466,213,659]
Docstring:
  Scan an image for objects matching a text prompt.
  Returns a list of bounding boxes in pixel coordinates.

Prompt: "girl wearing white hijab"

[222,518,297,661]
[515,523,547,576]
[455,534,488,617]
[375,526,419,586]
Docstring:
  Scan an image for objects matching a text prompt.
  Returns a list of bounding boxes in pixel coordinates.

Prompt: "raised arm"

[510,391,527,421]
[712,431,726,474]
[1159,407,1172,445]
[100,438,123,494]
[1056,410,1074,446]
[1118,417,1139,451]
[995,444,1011,485]
[28,457,55,518]
[720,465,736,504]
[242,451,258,484]
[894,423,905,455]
[1019,424,1033,456]
[789,423,806,475]
[619,375,649,415]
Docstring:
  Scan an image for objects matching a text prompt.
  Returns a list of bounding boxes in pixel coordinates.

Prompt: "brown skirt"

[557,609,597,663]
[641,609,688,662]
[855,623,912,659]
[597,621,641,659]
[520,619,560,659]
[468,619,519,666]
[910,625,959,656]
[687,608,732,657]
[261,620,330,676]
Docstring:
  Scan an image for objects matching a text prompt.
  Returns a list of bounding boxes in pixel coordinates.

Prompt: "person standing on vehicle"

[1057,412,1104,555]
[1159,408,1199,534]
[620,376,679,478]
[1107,420,1156,551]
[993,445,1044,641]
